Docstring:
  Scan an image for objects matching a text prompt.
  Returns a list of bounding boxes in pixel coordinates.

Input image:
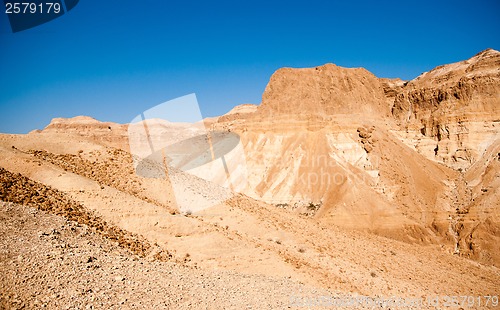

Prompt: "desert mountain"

[1,49,499,308]
[213,48,500,266]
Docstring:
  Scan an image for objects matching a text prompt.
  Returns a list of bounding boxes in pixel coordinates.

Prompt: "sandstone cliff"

[391,48,500,170]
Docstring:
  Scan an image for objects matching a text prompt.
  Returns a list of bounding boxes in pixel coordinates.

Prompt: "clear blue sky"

[1,0,499,133]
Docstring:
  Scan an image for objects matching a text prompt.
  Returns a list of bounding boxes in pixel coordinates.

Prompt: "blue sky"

[1,0,499,133]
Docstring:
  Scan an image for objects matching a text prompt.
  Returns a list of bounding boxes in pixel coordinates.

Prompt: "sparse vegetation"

[275,203,289,208]
[307,202,320,211]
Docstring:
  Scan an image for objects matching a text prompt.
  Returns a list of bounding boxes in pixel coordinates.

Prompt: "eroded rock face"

[391,49,500,170]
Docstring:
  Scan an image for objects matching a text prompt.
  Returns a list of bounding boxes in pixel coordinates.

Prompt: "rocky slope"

[0,202,329,309]
[2,129,499,309]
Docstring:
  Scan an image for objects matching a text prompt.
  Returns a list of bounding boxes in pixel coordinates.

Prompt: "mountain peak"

[472,48,499,58]
[258,63,389,118]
